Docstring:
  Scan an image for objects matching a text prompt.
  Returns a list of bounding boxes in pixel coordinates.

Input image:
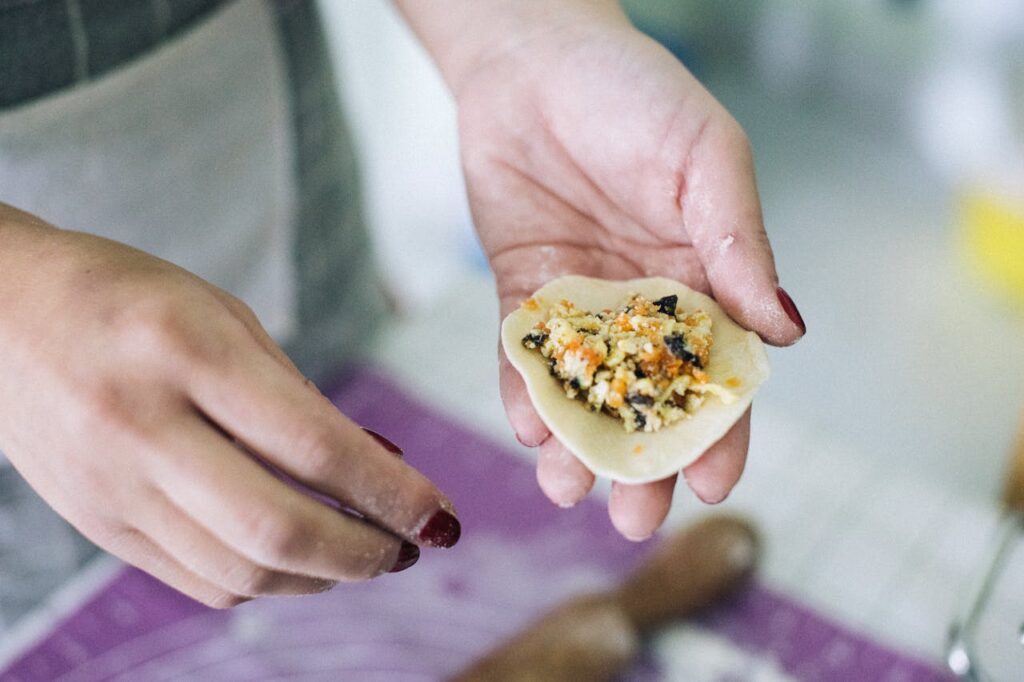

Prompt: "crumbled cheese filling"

[521,294,733,433]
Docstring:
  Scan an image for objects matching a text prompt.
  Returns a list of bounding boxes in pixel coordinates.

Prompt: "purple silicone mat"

[2,369,950,681]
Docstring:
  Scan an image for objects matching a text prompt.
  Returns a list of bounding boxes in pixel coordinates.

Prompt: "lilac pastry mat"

[1,370,949,681]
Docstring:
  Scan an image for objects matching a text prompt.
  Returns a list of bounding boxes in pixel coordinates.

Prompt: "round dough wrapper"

[501,275,770,484]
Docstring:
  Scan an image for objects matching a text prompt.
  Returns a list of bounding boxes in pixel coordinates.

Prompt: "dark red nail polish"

[390,542,420,573]
[419,510,461,548]
[363,428,403,457]
[776,287,806,333]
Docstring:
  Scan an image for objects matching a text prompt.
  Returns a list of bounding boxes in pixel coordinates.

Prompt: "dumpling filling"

[521,293,735,433]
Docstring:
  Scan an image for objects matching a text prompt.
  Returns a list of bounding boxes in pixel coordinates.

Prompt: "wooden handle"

[1002,411,1024,513]
[449,595,639,682]
[614,514,759,635]
[449,515,760,681]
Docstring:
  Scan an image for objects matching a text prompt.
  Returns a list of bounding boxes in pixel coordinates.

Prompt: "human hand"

[0,206,459,607]
[454,17,806,539]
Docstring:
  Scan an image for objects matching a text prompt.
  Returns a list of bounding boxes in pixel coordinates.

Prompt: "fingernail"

[419,510,461,548]
[389,542,420,572]
[515,431,536,448]
[776,287,805,333]
[683,470,729,505]
[696,489,729,505]
[363,428,403,457]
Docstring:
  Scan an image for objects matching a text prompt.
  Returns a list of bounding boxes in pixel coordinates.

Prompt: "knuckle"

[122,298,227,369]
[242,509,307,563]
[125,299,188,350]
[80,379,131,430]
[224,563,278,597]
[72,384,160,468]
[294,426,339,475]
[72,383,162,486]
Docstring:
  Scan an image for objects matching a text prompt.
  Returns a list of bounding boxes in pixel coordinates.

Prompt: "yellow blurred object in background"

[960,187,1024,311]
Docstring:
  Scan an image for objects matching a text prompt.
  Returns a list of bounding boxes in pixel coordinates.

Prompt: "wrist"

[394,0,633,97]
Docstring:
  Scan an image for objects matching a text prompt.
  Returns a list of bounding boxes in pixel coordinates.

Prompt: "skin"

[0,1,804,609]
[0,207,454,607]
[398,0,805,539]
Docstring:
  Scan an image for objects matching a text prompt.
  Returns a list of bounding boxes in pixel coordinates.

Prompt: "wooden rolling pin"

[451,514,759,682]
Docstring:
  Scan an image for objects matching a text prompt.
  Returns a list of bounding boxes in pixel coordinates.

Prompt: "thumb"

[682,116,805,346]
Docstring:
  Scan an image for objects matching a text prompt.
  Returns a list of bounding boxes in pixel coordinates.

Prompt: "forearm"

[393,0,631,96]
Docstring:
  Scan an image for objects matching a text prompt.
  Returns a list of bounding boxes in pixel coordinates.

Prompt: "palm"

[456,26,801,537]
[459,28,720,307]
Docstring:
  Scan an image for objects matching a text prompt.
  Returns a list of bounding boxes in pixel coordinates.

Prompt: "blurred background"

[320,0,1024,677]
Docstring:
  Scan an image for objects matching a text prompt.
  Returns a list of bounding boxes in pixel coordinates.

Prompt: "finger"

[682,407,751,504]
[211,288,338,416]
[496,286,553,447]
[152,417,406,581]
[494,249,646,449]
[211,290,308,382]
[608,475,678,542]
[536,436,595,508]
[500,343,550,447]
[103,527,250,609]
[682,113,805,346]
[137,491,339,598]
[186,347,461,548]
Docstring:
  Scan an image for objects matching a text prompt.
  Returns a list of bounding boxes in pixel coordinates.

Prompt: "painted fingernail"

[419,510,461,548]
[776,287,806,333]
[390,542,420,573]
[363,428,403,457]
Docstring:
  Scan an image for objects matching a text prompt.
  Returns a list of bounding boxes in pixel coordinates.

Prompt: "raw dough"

[502,275,769,483]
